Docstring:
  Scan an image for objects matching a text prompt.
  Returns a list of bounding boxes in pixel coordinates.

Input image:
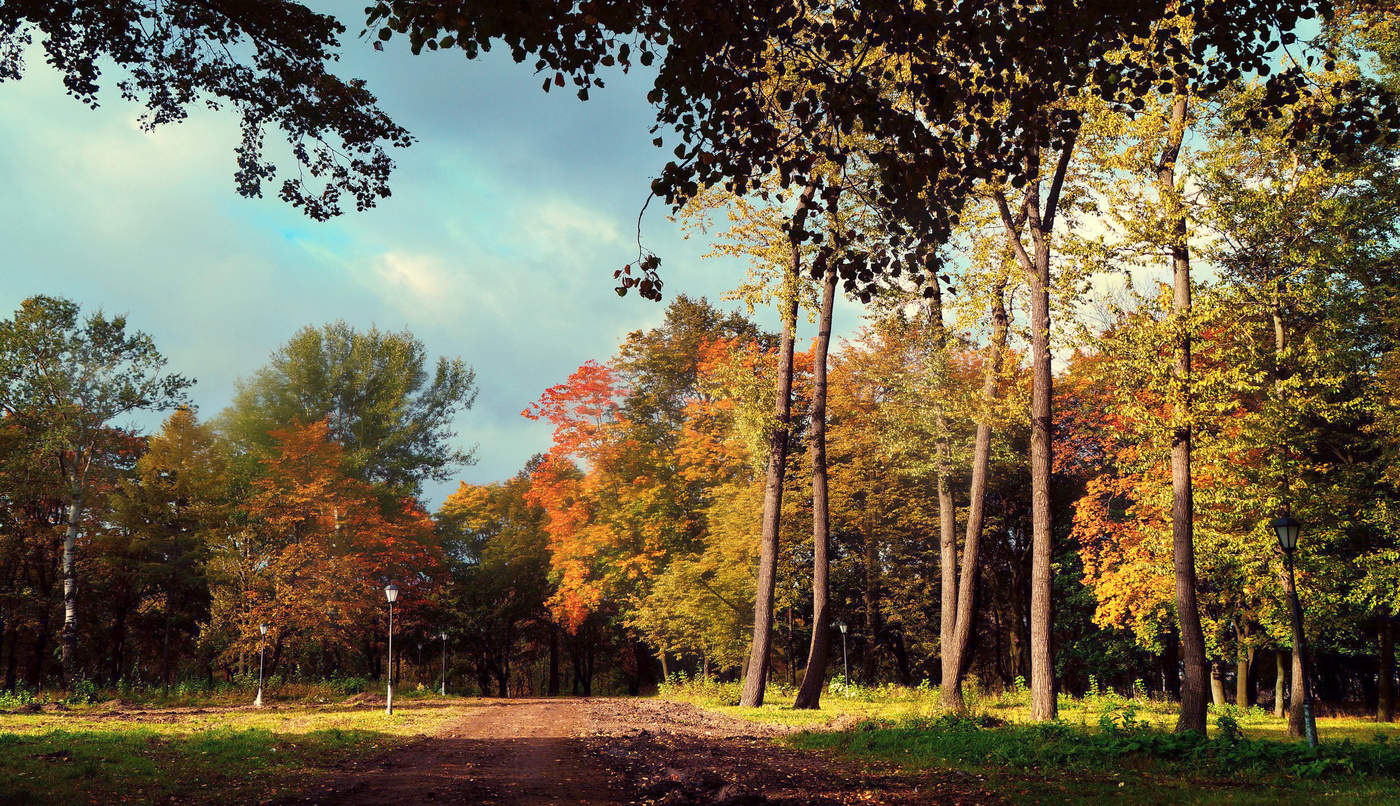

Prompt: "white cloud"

[527,197,624,254]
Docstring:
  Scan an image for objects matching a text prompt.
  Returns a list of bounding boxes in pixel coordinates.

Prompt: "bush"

[66,677,98,705]
[0,687,38,710]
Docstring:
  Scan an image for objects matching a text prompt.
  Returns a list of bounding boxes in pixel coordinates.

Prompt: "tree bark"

[1210,662,1226,707]
[794,263,838,709]
[1272,277,1311,740]
[928,278,959,702]
[740,183,816,708]
[861,511,881,684]
[1379,616,1394,723]
[942,279,1010,712]
[60,482,84,684]
[1236,646,1251,707]
[1275,649,1287,718]
[992,122,1076,722]
[1286,633,1307,736]
[1024,158,1063,723]
[548,624,561,696]
[1163,630,1181,701]
[1157,77,1209,735]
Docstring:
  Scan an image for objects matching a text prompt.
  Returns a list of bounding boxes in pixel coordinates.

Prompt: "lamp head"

[837,622,847,634]
[1271,515,1302,553]
[259,623,268,636]
[384,582,400,603]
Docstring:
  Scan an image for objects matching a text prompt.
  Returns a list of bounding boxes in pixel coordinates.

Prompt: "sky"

[0,12,864,506]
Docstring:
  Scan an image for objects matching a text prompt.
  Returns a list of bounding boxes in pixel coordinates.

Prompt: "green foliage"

[65,678,97,706]
[225,321,477,497]
[793,712,1400,795]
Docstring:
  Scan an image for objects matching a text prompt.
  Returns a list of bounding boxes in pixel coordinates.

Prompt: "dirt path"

[274,698,997,805]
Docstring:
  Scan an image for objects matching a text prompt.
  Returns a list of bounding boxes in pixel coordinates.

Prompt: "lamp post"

[440,630,448,696]
[837,622,849,683]
[1271,512,1318,747]
[384,583,399,715]
[255,623,268,708]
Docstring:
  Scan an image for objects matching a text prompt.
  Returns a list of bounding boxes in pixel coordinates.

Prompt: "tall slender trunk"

[1209,662,1226,706]
[162,609,172,692]
[1272,281,1310,739]
[1163,629,1181,700]
[1025,169,1059,723]
[3,612,16,690]
[31,606,49,687]
[1275,649,1287,718]
[1285,604,1308,736]
[993,122,1077,722]
[795,264,838,709]
[110,604,128,685]
[862,511,881,683]
[740,183,817,707]
[1379,616,1394,722]
[1158,76,1209,735]
[1236,644,1251,706]
[942,279,1010,712]
[548,624,561,696]
[61,482,84,683]
[928,278,959,697]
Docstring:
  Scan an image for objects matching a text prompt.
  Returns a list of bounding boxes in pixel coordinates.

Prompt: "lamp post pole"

[1272,513,1318,747]
[440,630,448,696]
[255,623,268,708]
[385,583,399,715]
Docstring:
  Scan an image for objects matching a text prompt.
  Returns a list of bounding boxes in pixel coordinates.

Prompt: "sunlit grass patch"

[660,677,1400,804]
[0,699,463,805]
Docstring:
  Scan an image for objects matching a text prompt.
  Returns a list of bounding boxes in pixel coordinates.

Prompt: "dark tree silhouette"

[1,1,412,219]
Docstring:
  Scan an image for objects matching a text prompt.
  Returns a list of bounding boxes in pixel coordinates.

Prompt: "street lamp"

[1271,513,1318,747]
[255,623,268,708]
[440,630,448,696]
[384,583,399,715]
[837,622,849,683]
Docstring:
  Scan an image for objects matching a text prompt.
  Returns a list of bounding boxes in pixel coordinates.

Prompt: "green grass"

[660,677,1400,804]
[0,698,462,805]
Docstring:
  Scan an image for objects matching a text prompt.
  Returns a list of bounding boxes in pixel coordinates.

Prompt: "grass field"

[660,677,1400,805]
[0,688,457,805]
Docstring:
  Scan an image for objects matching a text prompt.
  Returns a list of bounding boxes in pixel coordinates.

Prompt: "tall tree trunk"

[162,609,172,692]
[1236,645,1251,706]
[1275,649,1287,718]
[1272,278,1310,739]
[548,624,561,696]
[861,513,881,684]
[1162,629,1181,700]
[1379,616,1394,723]
[110,604,128,685]
[994,122,1076,722]
[740,182,816,708]
[942,279,1010,712]
[1158,77,1209,735]
[1024,162,1062,723]
[60,484,83,683]
[794,264,838,709]
[1287,642,1307,736]
[1210,662,1226,706]
[4,612,16,690]
[927,277,960,700]
[30,605,49,687]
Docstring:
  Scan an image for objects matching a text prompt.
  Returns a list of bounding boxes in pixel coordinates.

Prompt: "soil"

[270,697,999,805]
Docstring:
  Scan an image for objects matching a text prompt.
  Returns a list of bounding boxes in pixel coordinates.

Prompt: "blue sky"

[0,14,861,506]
